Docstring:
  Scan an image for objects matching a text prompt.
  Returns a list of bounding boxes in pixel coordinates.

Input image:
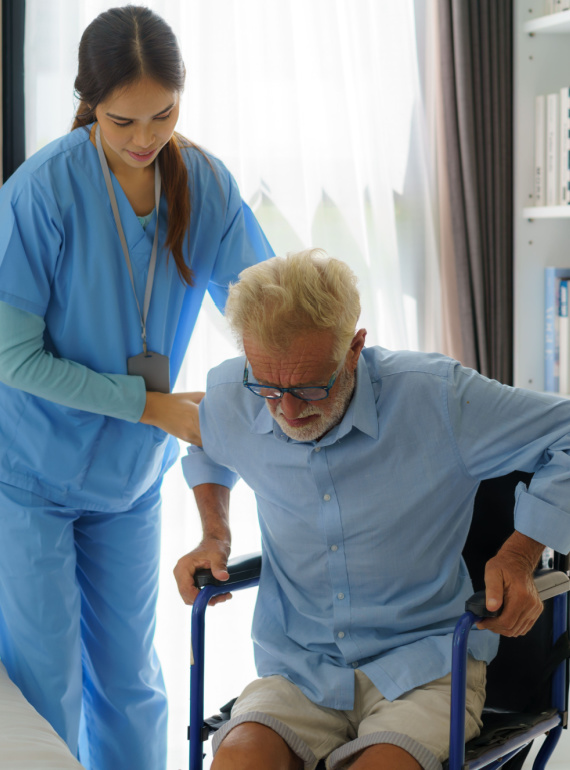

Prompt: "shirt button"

[337,593,345,600]
[323,494,331,501]
[315,447,321,452]
[330,544,338,552]
[352,661,359,668]
[338,631,345,639]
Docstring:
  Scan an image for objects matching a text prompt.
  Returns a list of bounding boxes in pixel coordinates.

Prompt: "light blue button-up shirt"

[182,346,570,708]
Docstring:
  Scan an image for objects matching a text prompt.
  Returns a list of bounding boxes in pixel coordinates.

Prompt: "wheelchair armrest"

[194,552,262,589]
[465,568,570,618]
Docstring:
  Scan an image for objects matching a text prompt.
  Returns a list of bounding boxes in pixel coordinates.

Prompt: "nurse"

[0,6,272,770]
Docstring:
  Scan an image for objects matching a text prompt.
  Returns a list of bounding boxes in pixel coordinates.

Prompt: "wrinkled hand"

[173,538,232,607]
[477,540,544,636]
[140,391,204,445]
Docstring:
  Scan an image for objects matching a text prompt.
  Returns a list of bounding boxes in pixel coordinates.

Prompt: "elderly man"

[176,249,569,770]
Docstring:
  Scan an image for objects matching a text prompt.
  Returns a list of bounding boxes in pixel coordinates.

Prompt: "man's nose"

[279,392,307,419]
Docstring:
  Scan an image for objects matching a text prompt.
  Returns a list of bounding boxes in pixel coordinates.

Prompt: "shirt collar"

[249,351,379,442]
[333,353,379,441]
[251,399,275,434]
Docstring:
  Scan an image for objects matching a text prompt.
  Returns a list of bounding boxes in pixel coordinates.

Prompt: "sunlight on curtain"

[24,1,440,766]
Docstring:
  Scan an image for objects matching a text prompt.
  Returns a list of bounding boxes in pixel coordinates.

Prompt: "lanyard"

[95,123,161,354]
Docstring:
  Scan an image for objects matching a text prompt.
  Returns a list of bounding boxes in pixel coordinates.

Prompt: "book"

[545,267,570,391]
[559,280,569,393]
[547,92,559,206]
[535,95,546,206]
[560,87,570,204]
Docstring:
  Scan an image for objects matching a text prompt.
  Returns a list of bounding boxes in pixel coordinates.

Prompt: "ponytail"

[159,133,193,286]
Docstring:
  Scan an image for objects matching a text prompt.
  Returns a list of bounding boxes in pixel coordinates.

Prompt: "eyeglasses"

[243,358,344,401]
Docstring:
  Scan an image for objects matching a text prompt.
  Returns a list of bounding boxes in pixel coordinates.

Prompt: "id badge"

[128,351,170,393]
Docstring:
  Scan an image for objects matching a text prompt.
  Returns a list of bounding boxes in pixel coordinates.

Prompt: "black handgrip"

[465,593,501,618]
[194,552,262,589]
[465,569,570,618]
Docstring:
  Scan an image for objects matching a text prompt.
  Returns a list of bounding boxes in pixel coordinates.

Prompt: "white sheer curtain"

[24,2,440,767]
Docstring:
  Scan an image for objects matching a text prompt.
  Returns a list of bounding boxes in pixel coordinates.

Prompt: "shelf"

[524,10,570,34]
[523,205,570,218]
[512,3,570,390]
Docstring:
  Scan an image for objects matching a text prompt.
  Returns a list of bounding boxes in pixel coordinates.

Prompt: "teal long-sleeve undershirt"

[0,301,147,422]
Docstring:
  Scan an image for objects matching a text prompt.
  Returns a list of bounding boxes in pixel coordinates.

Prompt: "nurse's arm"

[0,301,145,422]
[173,482,232,607]
[0,301,204,442]
[139,391,204,445]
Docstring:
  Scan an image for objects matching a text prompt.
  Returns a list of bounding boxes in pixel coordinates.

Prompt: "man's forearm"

[174,483,232,605]
[497,530,545,570]
[193,482,232,546]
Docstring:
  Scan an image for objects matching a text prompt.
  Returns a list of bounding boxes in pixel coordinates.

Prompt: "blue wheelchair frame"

[189,559,570,770]
[189,569,260,770]
[449,593,568,770]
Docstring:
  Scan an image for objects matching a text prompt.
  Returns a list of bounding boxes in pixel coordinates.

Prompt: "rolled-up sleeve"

[181,367,244,491]
[182,444,239,490]
[514,483,570,552]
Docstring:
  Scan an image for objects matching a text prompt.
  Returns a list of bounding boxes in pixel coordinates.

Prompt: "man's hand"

[174,537,232,607]
[476,531,545,636]
[140,391,204,445]
[175,485,232,606]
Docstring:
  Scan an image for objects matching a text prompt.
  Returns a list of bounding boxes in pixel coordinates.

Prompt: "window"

[23,2,439,764]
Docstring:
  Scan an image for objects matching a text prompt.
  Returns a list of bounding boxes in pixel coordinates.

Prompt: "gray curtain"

[438,0,513,383]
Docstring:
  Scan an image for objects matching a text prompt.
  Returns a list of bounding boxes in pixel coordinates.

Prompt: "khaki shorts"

[212,657,486,770]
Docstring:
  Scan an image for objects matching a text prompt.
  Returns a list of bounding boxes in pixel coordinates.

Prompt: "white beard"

[269,367,356,442]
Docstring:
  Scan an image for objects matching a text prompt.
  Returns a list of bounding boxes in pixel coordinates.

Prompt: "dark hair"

[73,5,195,285]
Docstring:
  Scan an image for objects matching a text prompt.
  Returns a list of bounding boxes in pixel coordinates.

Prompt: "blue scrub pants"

[0,479,167,770]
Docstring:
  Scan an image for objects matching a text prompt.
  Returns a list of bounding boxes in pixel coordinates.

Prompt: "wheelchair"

[188,472,570,770]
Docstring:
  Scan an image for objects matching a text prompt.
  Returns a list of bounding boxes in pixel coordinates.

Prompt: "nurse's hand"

[174,538,232,607]
[140,391,204,445]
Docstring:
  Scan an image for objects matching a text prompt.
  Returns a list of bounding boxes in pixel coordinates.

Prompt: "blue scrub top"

[0,126,273,511]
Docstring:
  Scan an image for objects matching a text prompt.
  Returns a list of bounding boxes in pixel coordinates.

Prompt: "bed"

[0,660,84,769]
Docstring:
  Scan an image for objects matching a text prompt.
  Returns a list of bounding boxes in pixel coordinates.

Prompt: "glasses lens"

[247,384,283,399]
[290,387,329,401]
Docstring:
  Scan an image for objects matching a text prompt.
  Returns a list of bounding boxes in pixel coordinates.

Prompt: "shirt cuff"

[117,374,148,422]
[514,483,570,554]
[181,445,239,490]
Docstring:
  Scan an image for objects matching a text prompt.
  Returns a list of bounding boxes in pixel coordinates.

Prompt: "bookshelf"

[513,2,570,391]
[523,206,570,218]
[524,9,570,34]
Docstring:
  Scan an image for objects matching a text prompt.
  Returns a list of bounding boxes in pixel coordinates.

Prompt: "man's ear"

[347,329,367,371]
